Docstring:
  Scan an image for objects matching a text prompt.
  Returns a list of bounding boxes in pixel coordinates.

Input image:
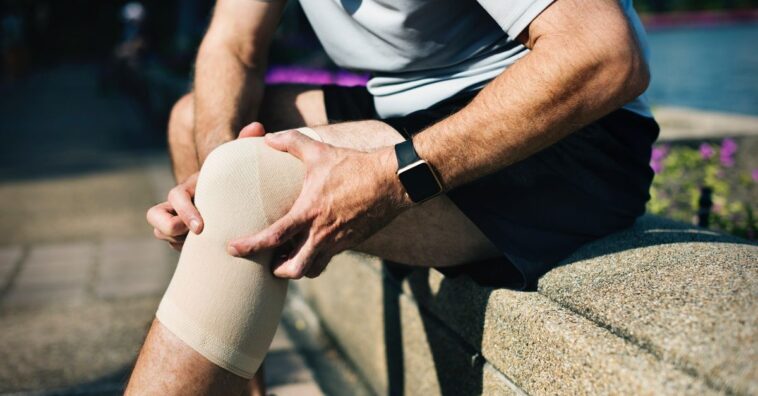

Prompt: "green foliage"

[647,140,757,240]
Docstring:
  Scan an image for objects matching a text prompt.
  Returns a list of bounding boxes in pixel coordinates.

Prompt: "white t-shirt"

[299,0,652,118]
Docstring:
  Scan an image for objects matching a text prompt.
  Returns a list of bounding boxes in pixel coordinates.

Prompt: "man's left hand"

[227,130,410,279]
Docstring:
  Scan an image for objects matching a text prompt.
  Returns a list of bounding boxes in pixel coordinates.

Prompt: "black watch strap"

[394,139,443,203]
[395,139,420,169]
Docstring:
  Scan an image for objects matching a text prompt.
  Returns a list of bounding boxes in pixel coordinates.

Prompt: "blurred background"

[0,0,755,394]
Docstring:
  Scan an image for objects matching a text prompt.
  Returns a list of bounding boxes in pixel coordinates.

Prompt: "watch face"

[398,162,442,203]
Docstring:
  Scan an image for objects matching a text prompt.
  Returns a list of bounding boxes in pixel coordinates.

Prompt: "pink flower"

[699,143,714,160]
[650,145,668,174]
[720,154,735,168]
[651,145,669,161]
[650,160,663,174]
[719,138,738,168]
[752,168,758,183]
[721,138,738,155]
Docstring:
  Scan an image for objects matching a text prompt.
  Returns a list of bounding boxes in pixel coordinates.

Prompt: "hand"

[227,129,411,279]
[147,122,267,250]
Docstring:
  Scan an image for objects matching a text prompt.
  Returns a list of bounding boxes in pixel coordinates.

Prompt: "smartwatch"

[394,139,443,203]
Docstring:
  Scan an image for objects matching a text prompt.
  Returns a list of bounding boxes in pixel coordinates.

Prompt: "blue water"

[646,23,758,115]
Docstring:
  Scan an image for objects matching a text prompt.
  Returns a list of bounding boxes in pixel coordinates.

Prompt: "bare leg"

[135,86,501,395]
[167,85,327,183]
[126,320,247,395]
[163,86,326,395]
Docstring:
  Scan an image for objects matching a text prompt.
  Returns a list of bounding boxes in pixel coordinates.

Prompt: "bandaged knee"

[156,128,321,378]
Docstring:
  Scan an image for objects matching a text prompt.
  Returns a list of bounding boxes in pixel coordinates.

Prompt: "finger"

[228,213,305,257]
[147,202,189,236]
[153,228,186,244]
[270,233,305,273]
[273,237,318,279]
[167,185,203,234]
[264,129,321,162]
[305,252,331,279]
[239,121,266,139]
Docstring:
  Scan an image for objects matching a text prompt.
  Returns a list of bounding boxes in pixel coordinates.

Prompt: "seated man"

[128,0,658,394]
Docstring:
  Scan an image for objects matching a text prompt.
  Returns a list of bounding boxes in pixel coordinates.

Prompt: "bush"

[648,138,757,240]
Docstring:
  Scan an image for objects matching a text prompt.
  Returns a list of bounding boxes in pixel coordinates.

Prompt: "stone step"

[296,215,757,395]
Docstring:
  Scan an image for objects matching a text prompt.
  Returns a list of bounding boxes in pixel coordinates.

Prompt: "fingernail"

[190,219,201,233]
[227,245,240,257]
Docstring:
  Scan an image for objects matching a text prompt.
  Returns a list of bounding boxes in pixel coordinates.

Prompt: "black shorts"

[323,85,659,290]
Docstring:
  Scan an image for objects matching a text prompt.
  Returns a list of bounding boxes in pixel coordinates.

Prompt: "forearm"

[193,42,266,163]
[191,0,285,164]
[413,0,649,190]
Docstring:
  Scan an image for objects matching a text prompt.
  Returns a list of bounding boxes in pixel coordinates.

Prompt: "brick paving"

[0,64,328,395]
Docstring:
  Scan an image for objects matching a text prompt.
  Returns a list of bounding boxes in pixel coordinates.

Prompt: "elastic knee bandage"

[156,128,321,378]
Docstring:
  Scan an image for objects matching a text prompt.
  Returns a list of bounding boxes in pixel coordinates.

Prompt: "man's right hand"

[148,122,267,251]
[147,172,202,251]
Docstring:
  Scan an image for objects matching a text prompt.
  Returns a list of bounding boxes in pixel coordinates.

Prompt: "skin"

[130,0,650,393]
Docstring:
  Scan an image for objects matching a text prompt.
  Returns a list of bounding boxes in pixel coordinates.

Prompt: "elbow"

[623,50,650,100]
[603,41,650,104]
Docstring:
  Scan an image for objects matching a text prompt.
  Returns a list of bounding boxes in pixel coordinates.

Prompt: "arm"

[411,0,650,189]
[193,0,286,163]
[227,0,651,278]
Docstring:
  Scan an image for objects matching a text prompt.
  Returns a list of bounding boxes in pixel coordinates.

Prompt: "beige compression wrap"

[156,128,321,378]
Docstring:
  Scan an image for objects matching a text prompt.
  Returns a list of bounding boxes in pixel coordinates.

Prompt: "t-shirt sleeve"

[476,0,555,39]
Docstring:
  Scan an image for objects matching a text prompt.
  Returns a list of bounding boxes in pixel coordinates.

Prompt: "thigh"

[264,85,500,267]
[258,84,329,131]
[308,121,501,268]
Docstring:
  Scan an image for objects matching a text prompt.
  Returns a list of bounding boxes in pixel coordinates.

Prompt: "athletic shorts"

[322,85,660,290]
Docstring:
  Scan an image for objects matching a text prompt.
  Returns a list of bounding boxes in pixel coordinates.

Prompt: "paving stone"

[0,246,22,285]
[15,259,92,288]
[24,241,95,267]
[94,238,175,299]
[13,242,95,289]
[94,276,169,299]
[98,238,173,271]
[0,297,159,393]
[0,169,157,245]
[4,283,87,307]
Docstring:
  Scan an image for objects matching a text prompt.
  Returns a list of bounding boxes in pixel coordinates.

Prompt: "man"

[128,0,657,394]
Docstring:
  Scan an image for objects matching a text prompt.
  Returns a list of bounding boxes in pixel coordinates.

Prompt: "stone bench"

[292,215,757,395]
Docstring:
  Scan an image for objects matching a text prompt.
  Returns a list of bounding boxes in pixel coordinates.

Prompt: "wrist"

[375,147,414,209]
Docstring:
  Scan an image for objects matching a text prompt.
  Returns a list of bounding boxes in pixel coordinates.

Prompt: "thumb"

[238,122,266,139]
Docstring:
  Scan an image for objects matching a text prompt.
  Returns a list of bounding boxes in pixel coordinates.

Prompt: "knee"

[192,138,305,235]
[167,93,194,149]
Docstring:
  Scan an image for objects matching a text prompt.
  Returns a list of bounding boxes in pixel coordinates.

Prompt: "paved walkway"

[653,106,758,141]
[0,65,325,395]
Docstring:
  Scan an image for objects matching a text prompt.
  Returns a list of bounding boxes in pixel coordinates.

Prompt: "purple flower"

[699,143,714,160]
[650,145,668,174]
[721,138,738,155]
[752,168,758,183]
[720,153,735,168]
[719,138,738,168]
[651,145,669,161]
